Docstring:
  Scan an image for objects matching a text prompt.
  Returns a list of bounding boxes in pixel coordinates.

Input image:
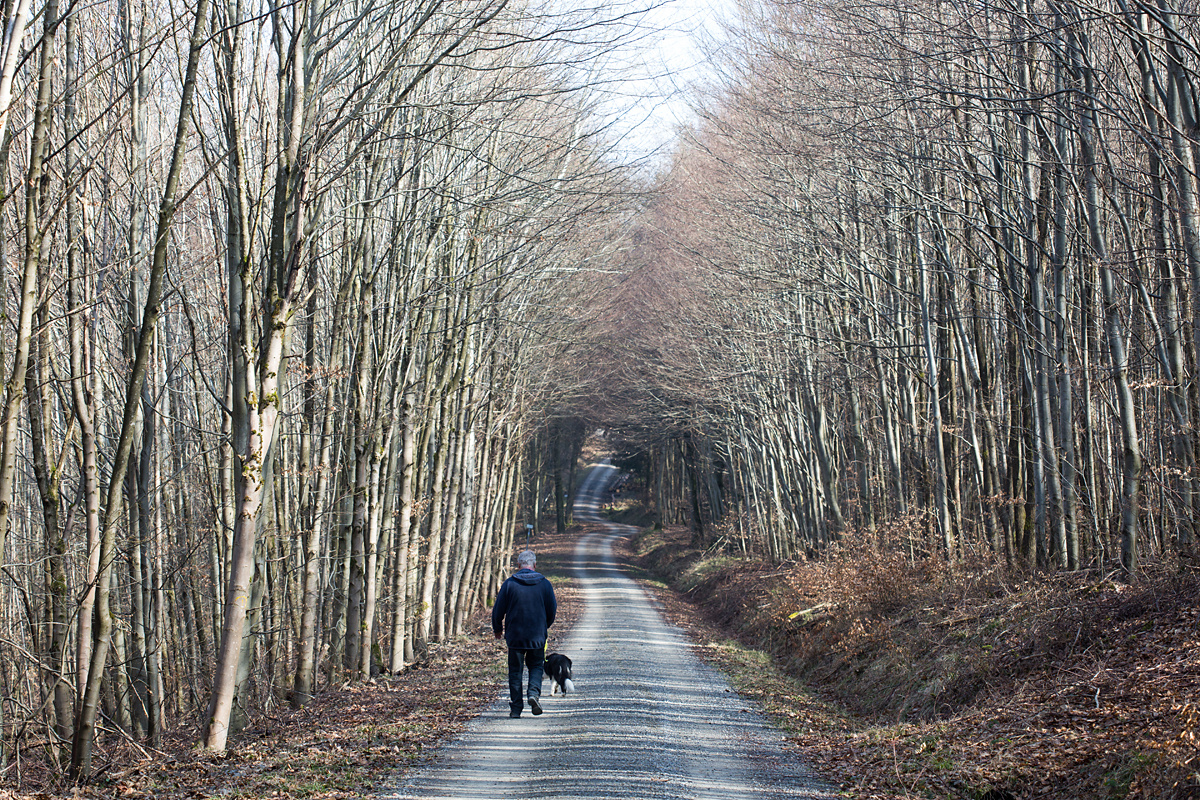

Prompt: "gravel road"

[381,463,835,800]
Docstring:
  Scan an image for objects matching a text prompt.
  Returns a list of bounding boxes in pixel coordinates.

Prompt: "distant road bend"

[382,462,834,800]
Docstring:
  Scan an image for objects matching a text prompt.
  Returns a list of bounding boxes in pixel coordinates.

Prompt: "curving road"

[381,462,834,800]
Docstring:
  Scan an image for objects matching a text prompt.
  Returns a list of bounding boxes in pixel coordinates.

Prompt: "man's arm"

[492,582,509,638]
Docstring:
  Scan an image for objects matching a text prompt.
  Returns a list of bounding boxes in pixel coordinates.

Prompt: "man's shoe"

[529,697,542,715]
[509,710,521,718]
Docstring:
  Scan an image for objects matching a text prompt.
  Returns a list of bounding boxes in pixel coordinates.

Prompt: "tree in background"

[603,0,1200,581]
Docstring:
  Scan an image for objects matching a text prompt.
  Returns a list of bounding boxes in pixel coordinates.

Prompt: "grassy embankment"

[623,514,1199,800]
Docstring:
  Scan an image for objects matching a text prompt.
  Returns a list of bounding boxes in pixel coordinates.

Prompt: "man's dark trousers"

[507,647,544,714]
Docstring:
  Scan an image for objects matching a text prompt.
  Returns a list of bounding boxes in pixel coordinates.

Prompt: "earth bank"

[626,523,1200,800]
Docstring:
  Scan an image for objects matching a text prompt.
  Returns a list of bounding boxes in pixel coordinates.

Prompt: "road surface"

[381,462,834,800]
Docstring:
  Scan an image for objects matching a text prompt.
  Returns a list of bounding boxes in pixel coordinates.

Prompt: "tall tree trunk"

[0,0,57,580]
[66,7,101,709]
[390,392,417,671]
[1074,22,1143,579]
[292,266,359,705]
[73,0,212,774]
[915,202,955,560]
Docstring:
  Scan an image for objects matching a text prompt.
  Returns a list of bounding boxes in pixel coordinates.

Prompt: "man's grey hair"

[517,549,536,568]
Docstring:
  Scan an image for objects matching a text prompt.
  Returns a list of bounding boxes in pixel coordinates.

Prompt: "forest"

[0,0,1198,793]
[0,0,631,782]
[620,0,1200,578]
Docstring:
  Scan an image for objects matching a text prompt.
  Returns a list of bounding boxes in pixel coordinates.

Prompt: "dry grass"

[629,526,1200,800]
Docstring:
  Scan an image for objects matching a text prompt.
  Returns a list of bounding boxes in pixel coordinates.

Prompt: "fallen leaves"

[3,528,585,800]
[630,525,1200,799]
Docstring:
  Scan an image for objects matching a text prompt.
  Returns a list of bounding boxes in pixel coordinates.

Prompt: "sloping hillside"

[630,526,1200,800]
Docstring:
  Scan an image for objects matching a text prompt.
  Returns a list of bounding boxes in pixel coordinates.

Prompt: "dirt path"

[381,463,834,800]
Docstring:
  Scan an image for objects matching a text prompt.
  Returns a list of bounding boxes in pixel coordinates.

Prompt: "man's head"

[517,549,536,569]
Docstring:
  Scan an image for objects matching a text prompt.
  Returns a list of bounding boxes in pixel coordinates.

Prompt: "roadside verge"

[623,524,1200,800]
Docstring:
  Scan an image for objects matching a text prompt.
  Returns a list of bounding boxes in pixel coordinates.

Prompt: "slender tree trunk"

[391,392,417,671]
[0,0,57,578]
[66,8,101,708]
[915,202,955,560]
[292,279,357,704]
[72,0,212,774]
[1074,24,1142,578]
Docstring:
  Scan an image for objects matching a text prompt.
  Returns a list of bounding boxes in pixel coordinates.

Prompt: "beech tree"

[609,0,1200,580]
[0,0,638,780]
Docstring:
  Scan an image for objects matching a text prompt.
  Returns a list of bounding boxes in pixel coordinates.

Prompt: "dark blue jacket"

[492,568,557,650]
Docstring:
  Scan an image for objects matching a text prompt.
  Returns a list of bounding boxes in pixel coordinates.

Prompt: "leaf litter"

[4,530,583,800]
[8,519,1196,800]
[629,525,1200,800]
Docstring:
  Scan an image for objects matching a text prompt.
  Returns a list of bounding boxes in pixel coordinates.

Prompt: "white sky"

[598,0,735,168]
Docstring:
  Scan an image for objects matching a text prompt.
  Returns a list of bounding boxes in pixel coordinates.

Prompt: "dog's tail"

[563,678,575,694]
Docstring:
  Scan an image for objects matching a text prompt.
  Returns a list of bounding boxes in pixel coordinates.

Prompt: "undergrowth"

[630,525,1200,800]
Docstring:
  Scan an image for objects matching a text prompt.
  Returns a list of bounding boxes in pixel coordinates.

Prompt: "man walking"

[492,549,557,718]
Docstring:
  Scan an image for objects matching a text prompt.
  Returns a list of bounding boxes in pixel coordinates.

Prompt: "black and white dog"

[545,653,575,695]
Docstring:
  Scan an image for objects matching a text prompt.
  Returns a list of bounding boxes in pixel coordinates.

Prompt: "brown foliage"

[631,526,1200,799]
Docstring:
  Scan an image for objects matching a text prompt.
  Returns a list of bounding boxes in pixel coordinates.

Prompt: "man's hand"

[494,631,502,640]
